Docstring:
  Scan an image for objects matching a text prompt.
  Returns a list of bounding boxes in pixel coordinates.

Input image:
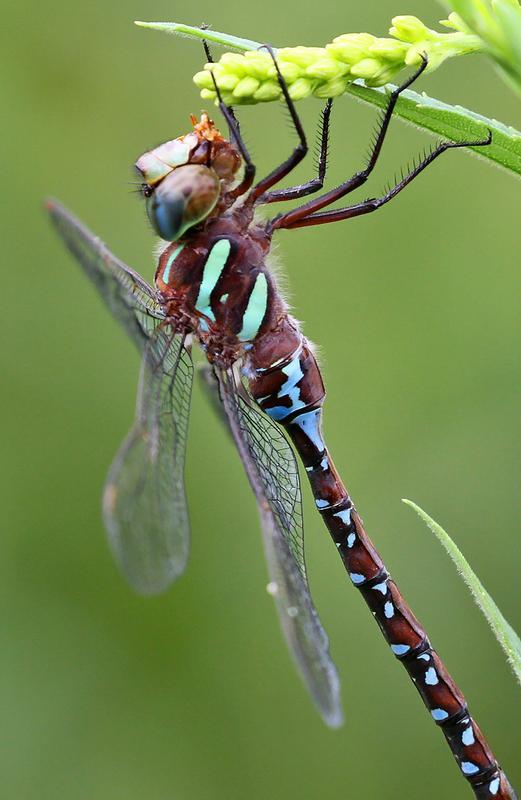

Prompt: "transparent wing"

[103,327,193,595]
[46,198,165,349]
[216,367,343,728]
[48,199,192,593]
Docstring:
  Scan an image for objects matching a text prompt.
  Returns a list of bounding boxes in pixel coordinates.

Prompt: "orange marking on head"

[191,112,225,143]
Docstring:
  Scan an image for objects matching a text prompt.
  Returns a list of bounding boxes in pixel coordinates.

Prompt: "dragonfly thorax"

[155,215,288,367]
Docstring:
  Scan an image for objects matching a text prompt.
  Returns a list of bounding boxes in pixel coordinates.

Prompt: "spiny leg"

[204,40,256,199]
[245,45,311,205]
[273,132,492,230]
[258,99,333,204]
[206,44,329,205]
[202,36,243,142]
[270,56,429,229]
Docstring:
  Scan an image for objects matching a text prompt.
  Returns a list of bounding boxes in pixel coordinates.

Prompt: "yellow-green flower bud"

[288,77,314,100]
[439,13,468,33]
[243,51,272,80]
[313,76,349,98]
[390,15,431,43]
[306,57,347,80]
[253,80,282,101]
[204,63,227,84]
[268,60,302,83]
[368,38,409,63]
[350,57,384,80]
[405,43,448,72]
[215,73,240,92]
[192,15,484,106]
[364,64,402,87]
[201,87,238,106]
[403,45,427,67]
[326,33,376,65]
[193,70,215,90]
[233,76,260,98]
[278,46,327,68]
[219,53,248,76]
[203,62,221,75]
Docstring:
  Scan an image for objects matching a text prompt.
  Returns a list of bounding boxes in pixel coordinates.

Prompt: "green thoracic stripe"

[238,272,268,342]
[163,243,185,284]
[195,239,231,321]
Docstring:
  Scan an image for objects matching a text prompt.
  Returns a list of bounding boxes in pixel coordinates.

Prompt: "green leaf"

[134,21,263,53]
[136,21,521,179]
[492,0,521,91]
[447,0,521,94]
[345,80,521,177]
[403,499,521,685]
[448,0,499,40]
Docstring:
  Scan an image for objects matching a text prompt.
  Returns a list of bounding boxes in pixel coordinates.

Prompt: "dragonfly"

[47,47,515,800]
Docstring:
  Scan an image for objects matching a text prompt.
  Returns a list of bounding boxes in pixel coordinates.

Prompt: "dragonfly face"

[136,113,242,240]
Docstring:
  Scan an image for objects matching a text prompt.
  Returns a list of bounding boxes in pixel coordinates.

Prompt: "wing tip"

[44,197,68,225]
[44,196,60,214]
[323,704,344,729]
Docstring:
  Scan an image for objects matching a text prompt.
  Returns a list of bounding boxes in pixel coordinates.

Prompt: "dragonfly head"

[135,113,241,240]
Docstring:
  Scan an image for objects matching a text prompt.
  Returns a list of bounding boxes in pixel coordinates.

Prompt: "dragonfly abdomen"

[248,332,510,791]
[248,334,323,416]
[289,427,508,788]
[248,333,355,511]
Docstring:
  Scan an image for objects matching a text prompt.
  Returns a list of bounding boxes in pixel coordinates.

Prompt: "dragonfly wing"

[46,198,165,349]
[216,367,343,728]
[103,327,193,595]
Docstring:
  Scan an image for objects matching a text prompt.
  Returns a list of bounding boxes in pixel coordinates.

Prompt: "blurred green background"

[2,1,520,798]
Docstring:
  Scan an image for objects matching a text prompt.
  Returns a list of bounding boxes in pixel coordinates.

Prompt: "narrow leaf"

[345,80,521,177]
[447,0,521,94]
[134,21,263,53]
[403,499,521,685]
[493,0,521,91]
[136,21,521,179]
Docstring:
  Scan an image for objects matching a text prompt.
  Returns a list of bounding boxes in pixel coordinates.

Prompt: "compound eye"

[212,145,241,179]
[145,164,220,241]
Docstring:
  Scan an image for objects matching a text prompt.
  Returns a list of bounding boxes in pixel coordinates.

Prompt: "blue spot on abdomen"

[391,643,410,656]
[431,708,449,721]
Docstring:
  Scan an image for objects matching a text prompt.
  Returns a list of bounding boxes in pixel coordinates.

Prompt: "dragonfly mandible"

[47,47,516,800]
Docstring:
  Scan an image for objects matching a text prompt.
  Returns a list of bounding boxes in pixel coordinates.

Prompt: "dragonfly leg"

[274,131,492,229]
[204,42,257,199]
[268,56,430,229]
[245,44,310,204]
[202,37,244,144]
[256,99,333,204]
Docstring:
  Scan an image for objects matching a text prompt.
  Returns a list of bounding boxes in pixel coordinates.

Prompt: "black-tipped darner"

[46,49,516,799]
